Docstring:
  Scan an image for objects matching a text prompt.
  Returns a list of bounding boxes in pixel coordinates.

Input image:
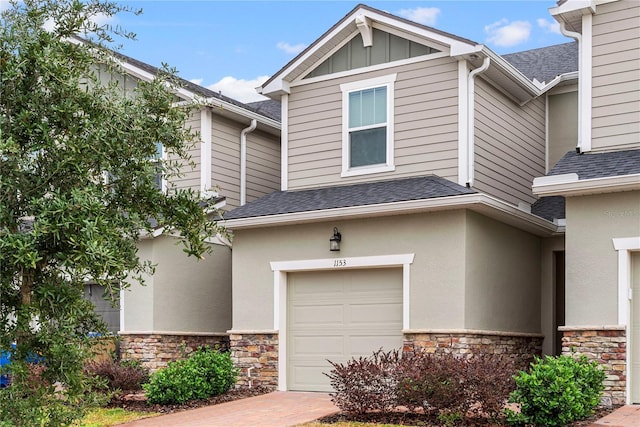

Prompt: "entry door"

[287,268,403,392]
[631,253,640,404]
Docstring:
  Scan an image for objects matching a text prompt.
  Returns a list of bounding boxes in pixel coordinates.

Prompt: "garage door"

[287,268,403,392]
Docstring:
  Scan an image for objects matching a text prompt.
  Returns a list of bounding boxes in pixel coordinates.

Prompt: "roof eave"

[224,193,560,237]
[533,173,640,197]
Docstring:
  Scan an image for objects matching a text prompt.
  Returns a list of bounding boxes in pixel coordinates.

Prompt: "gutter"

[558,22,585,153]
[533,173,640,197]
[240,119,257,206]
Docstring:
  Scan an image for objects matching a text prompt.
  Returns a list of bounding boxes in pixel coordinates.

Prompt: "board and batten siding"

[167,112,201,191]
[591,0,640,152]
[287,57,460,190]
[211,115,242,209]
[246,131,281,203]
[473,78,546,206]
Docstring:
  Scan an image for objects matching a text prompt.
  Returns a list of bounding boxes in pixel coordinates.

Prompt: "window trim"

[340,74,396,177]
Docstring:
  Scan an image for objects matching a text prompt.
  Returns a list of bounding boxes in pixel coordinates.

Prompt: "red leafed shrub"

[84,358,149,393]
[325,349,518,422]
[324,349,401,414]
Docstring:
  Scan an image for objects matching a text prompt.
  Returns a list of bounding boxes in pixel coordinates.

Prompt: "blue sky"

[64,1,574,102]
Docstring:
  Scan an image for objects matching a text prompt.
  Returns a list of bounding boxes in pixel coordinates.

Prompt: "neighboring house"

[87,50,282,371]
[223,1,639,405]
[532,0,640,405]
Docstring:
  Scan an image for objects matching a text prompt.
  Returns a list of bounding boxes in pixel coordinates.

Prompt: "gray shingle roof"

[224,175,476,220]
[503,42,578,83]
[531,196,565,221]
[549,149,640,179]
[247,100,281,122]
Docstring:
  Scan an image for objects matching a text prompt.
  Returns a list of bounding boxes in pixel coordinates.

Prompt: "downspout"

[466,56,490,188]
[240,119,257,206]
[558,21,583,153]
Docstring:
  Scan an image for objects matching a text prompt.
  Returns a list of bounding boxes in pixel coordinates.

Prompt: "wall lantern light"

[329,227,342,251]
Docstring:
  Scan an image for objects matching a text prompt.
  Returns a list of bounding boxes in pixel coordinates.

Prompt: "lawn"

[75,408,159,427]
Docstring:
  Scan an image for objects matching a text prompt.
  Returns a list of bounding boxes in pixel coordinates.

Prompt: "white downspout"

[467,57,490,187]
[240,119,257,206]
[559,21,584,153]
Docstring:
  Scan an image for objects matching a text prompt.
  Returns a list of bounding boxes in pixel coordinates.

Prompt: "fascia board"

[481,48,542,97]
[541,72,579,94]
[223,193,559,236]
[201,98,281,130]
[533,173,640,197]
[550,0,596,16]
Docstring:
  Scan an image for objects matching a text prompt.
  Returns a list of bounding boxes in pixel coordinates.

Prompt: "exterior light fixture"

[329,227,342,251]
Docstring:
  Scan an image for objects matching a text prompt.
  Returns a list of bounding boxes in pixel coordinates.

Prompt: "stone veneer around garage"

[560,326,626,406]
[229,332,279,390]
[119,332,230,373]
[403,329,544,369]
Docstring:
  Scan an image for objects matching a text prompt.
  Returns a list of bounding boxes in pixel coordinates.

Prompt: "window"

[341,74,396,177]
[152,141,166,192]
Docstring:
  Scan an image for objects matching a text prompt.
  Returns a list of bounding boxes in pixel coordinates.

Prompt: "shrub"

[326,349,518,421]
[507,354,605,426]
[85,358,149,393]
[325,349,401,414]
[143,347,237,405]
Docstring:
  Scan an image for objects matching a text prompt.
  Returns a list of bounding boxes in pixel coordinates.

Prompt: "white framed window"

[340,74,396,177]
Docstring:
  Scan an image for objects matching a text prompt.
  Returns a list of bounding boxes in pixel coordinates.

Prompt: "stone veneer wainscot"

[229,331,278,389]
[403,329,544,369]
[560,326,626,406]
[119,332,229,373]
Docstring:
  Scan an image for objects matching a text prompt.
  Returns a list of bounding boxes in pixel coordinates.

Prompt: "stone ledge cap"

[558,325,625,331]
[403,328,544,338]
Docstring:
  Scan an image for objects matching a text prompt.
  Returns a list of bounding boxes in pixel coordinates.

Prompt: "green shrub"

[507,354,605,426]
[143,347,237,405]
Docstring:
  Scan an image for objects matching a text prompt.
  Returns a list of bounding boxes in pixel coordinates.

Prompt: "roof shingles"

[549,149,640,180]
[224,176,476,220]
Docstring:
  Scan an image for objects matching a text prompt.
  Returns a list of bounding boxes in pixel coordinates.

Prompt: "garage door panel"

[288,268,403,392]
[291,304,344,325]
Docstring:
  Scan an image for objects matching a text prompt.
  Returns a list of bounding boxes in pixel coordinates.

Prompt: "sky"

[4,0,574,103]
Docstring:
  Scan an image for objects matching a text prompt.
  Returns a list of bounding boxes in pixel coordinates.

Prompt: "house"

[223,1,639,405]
[532,0,640,405]
[85,51,282,371]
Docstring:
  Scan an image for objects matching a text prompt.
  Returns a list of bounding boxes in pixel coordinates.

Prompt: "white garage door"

[287,268,403,392]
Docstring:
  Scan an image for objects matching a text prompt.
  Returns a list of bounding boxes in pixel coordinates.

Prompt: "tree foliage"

[0,0,221,424]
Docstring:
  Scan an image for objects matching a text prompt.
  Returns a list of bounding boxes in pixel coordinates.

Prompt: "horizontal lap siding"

[473,79,545,206]
[212,116,241,209]
[287,57,459,190]
[591,0,640,151]
[246,131,281,202]
[169,113,200,191]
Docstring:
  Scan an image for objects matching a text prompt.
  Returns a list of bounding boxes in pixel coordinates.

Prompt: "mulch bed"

[108,388,618,426]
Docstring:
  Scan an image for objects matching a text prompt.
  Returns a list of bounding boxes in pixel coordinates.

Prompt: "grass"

[74,408,159,427]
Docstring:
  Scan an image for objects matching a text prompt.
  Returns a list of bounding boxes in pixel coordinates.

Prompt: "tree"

[0,1,221,424]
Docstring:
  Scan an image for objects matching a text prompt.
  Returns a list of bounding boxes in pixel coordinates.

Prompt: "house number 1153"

[333,259,347,267]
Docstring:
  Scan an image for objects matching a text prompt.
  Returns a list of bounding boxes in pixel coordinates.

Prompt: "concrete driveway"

[116,391,339,427]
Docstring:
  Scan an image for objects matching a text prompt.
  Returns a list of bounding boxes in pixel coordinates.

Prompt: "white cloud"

[204,75,270,103]
[537,18,561,35]
[397,7,440,26]
[484,19,531,47]
[42,11,116,33]
[276,42,306,55]
[189,78,204,86]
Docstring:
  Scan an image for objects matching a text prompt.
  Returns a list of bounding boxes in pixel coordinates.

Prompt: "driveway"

[117,391,338,427]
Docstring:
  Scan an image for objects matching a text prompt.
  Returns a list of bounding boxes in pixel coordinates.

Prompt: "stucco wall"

[231,211,468,331]
[565,191,640,325]
[464,211,542,333]
[123,236,232,333]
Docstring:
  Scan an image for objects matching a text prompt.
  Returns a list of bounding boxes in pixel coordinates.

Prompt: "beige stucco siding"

[123,236,232,333]
[287,57,460,190]
[246,130,281,203]
[547,90,578,170]
[473,79,546,206]
[591,0,640,152]
[167,112,201,191]
[464,211,541,333]
[565,191,640,325]
[231,211,467,331]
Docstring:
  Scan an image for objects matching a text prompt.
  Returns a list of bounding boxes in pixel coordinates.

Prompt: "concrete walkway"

[589,405,640,427]
[116,391,338,427]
